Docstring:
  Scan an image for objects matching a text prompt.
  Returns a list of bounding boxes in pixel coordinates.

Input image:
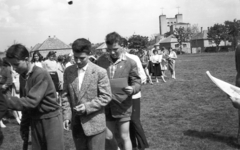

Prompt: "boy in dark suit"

[4,44,64,150]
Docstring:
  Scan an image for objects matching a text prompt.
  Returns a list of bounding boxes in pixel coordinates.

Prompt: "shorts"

[106,108,130,122]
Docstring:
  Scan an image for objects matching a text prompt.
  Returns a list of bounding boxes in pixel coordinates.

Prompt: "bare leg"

[12,111,21,124]
[155,76,159,83]
[144,68,153,84]
[172,70,176,79]
[161,75,166,83]
[119,121,132,150]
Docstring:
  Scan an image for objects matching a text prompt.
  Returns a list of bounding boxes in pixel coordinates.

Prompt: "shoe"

[16,118,21,125]
[0,121,6,128]
[150,81,153,85]
[172,77,176,79]
[156,80,159,83]
[163,79,166,83]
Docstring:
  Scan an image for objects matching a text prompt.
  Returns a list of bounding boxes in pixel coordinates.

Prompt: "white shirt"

[66,62,73,68]
[34,62,43,68]
[125,53,147,99]
[150,54,162,63]
[78,64,88,91]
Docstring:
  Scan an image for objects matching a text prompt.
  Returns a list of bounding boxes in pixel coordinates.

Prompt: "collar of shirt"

[106,51,127,65]
[77,64,88,91]
[22,63,34,80]
[76,64,88,71]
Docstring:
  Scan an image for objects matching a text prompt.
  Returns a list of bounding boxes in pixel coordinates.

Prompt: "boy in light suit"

[62,38,112,150]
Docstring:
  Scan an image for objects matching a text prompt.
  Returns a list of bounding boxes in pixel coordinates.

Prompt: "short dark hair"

[6,44,29,60]
[46,51,57,59]
[129,49,135,55]
[105,32,122,45]
[153,50,158,54]
[72,38,91,55]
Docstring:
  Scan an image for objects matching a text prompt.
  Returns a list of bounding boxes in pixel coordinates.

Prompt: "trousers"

[72,119,106,150]
[31,113,64,150]
[130,98,149,150]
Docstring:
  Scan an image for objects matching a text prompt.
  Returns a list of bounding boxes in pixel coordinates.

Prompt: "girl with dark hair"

[150,50,166,83]
[31,51,43,68]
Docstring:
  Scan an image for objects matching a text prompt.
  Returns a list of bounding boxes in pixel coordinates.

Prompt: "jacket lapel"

[78,62,94,102]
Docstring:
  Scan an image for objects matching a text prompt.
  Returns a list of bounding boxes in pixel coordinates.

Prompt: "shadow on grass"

[183,130,240,149]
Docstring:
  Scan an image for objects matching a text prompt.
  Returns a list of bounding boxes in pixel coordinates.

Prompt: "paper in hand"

[110,77,129,103]
[206,71,240,99]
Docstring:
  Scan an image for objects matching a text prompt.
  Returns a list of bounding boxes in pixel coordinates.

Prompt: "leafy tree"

[185,24,200,41]
[127,35,149,53]
[207,23,227,52]
[225,19,240,50]
[173,27,188,54]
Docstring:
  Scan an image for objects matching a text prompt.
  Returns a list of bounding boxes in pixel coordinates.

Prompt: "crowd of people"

[0,31,178,150]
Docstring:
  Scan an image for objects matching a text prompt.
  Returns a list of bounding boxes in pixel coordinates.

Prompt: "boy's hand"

[123,86,133,95]
[73,104,86,115]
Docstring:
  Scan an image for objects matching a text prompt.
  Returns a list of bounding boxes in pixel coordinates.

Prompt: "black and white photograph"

[0,0,240,149]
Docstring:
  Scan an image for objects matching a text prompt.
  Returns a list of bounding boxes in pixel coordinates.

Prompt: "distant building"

[30,36,72,57]
[154,35,191,53]
[96,43,107,53]
[159,14,183,35]
[191,30,231,53]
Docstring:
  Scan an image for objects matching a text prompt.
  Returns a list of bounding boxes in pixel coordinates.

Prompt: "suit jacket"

[62,61,112,136]
[96,53,141,118]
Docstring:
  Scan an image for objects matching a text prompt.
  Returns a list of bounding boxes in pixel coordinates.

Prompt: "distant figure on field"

[168,47,177,79]
[150,50,166,83]
[139,50,153,84]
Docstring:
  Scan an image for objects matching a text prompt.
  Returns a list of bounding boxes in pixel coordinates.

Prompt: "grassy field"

[1,51,240,150]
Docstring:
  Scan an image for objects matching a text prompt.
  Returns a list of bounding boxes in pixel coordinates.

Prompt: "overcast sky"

[0,0,239,51]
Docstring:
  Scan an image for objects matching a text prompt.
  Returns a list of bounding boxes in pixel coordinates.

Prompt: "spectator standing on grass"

[160,47,168,78]
[65,53,75,68]
[43,51,61,93]
[96,32,141,150]
[62,38,112,150]
[126,50,149,150]
[150,50,166,83]
[139,50,153,84]
[31,51,44,68]
[3,44,64,149]
[168,47,177,79]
